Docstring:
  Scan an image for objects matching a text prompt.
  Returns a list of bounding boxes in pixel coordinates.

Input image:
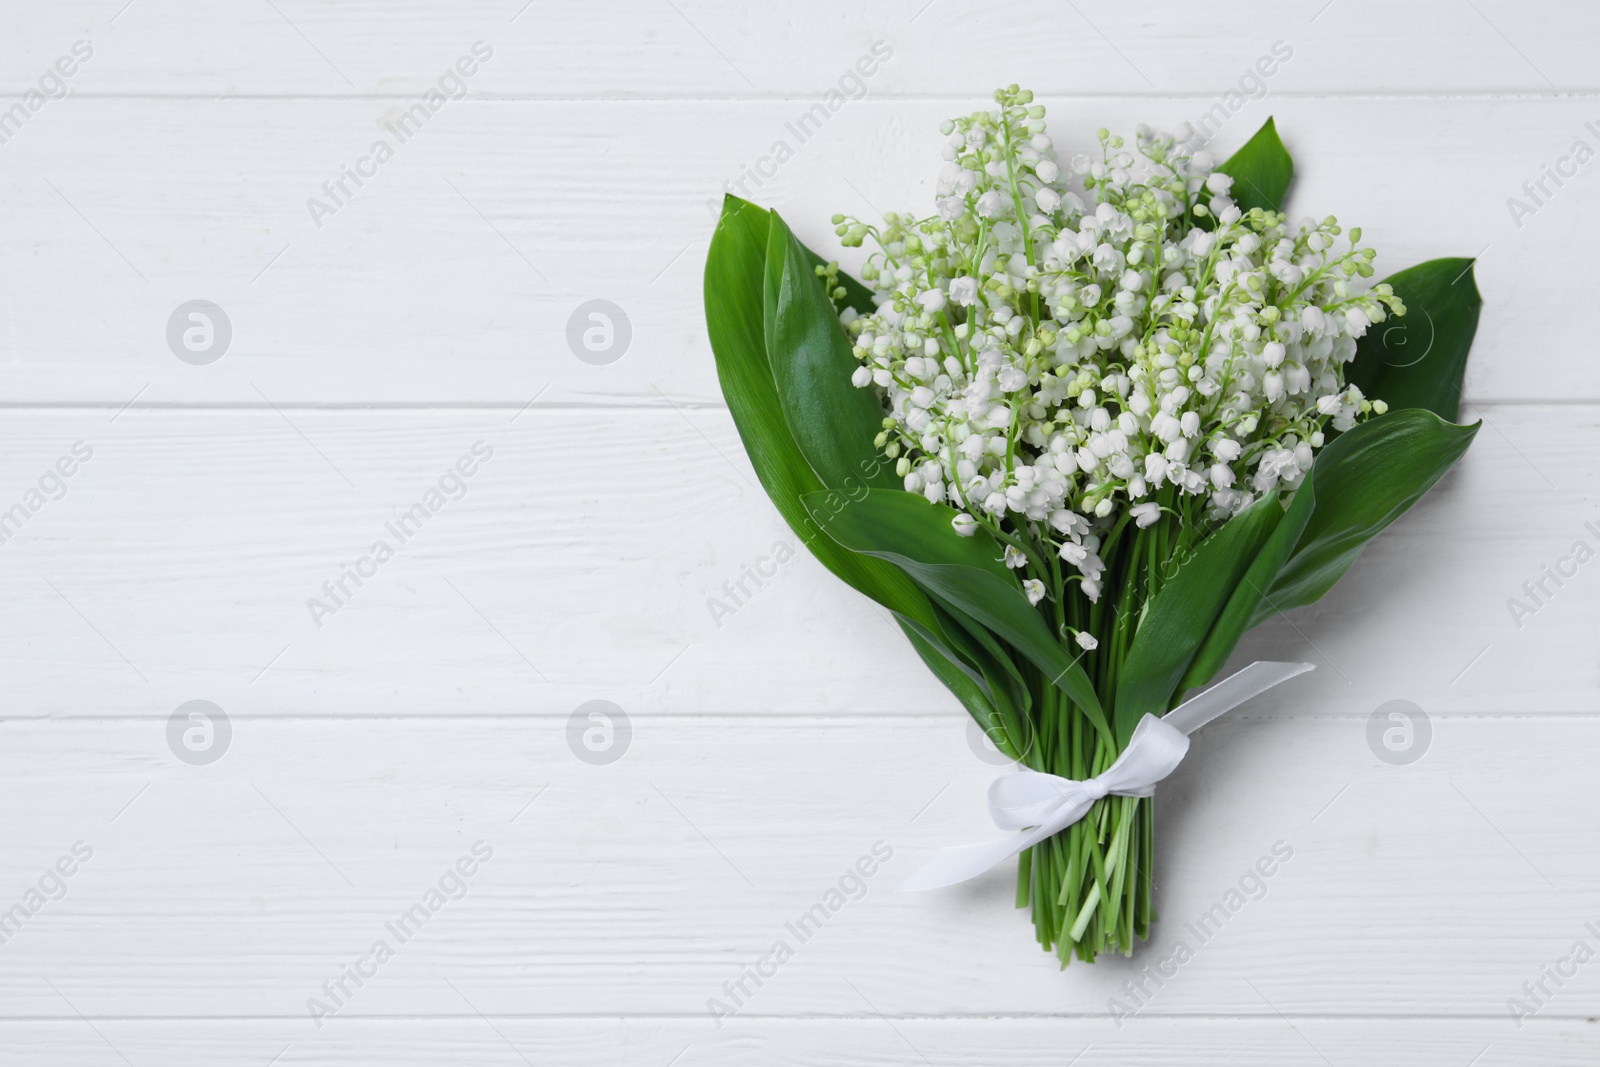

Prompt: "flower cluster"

[833,86,1399,600]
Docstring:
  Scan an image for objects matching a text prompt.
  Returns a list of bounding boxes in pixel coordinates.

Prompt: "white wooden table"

[1,2,1595,1062]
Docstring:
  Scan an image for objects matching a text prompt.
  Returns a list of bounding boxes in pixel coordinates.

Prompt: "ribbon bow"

[900,661,1314,892]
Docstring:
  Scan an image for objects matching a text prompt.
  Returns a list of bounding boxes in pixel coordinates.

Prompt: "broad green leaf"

[902,597,1025,729]
[1346,258,1481,422]
[802,488,1111,743]
[763,212,897,494]
[805,485,1015,580]
[901,609,1036,767]
[1115,493,1285,741]
[931,596,1025,692]
[703,195,936,631]
[771,214,1036,751]
[929,597,1037,756]
[899,618,997,725]
[1217,117,1294,214]
[1251,408,1479,624]
[1178,475,1315,692]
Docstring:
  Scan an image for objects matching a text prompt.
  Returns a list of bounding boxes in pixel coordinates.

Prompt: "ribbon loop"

[899,661,1314,893]
[986,773,1080,830]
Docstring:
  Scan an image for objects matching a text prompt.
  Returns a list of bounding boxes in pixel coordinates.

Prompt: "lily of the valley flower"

[835,87,1399,600]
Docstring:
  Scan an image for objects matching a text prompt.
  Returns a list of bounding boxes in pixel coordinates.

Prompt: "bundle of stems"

[990,490,1206,962]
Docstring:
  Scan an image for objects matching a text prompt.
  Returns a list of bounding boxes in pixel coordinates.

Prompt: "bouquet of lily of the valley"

[703,86,1481,964]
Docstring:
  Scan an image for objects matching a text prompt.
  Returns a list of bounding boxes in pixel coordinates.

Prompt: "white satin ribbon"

[900,660,1314,892]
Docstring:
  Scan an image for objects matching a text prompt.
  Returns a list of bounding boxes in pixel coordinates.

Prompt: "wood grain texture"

[2,1,1598,1061]
[0,714,1595,1025]
[0,95,1586,403]
[4,0,1597,96]
[0,404,1587,718]
[1,1019,1592,1067]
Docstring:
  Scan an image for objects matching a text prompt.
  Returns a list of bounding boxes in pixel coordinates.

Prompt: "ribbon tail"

[897,828,1043,893]
[1162,660,1315,736]
[900,808,1079,892]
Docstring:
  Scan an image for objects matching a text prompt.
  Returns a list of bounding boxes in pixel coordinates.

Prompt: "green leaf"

[805,485,1014,580]
[763,211,897,494]
[901,597,1025,730]
[1346,258,1482,422]
[930,597,1037,751]
[1252,408,1480,624]
[1115,493,1286,741]
[898,618,996,724]
[802,488,1111,744]
[900,608,1036,766]
[1217,116,1294,214]
[1178,474,1316,692]
[703,195,935,631]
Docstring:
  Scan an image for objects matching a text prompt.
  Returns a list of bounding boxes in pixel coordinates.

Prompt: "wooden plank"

[0,1018,1590,1066]
[0,713,1595,1023]
[0,96,1584,403]
[3,1,1595,96]
[0,404,1587,718]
